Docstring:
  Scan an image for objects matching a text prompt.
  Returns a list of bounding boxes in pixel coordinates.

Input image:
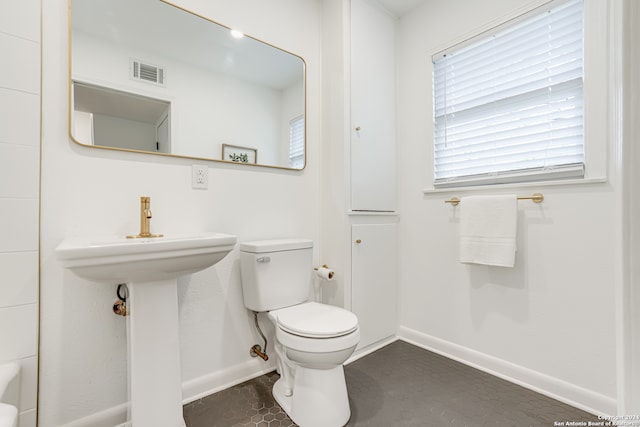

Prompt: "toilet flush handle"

[256,256,271,263]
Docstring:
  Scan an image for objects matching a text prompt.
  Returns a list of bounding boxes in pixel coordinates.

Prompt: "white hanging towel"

[459,195,518,267]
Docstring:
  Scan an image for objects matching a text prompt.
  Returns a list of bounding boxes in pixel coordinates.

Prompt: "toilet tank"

[239,239,313,312]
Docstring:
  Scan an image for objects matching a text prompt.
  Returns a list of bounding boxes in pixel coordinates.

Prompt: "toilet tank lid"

[240,238,313,253]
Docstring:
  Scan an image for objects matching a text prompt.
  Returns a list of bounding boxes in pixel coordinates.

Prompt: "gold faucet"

[127,196,163,239]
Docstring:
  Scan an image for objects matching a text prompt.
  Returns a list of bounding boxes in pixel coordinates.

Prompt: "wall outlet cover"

[192,164,208,189]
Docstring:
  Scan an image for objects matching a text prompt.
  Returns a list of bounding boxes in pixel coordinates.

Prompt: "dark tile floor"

[184,340,602,427]
[184,371,293,427]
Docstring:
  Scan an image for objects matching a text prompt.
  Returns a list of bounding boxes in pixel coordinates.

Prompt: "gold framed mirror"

[69,0,306,170]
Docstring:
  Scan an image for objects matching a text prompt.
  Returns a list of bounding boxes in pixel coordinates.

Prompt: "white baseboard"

[181,357,277,404]
[58,403,128,427]
[398,326,617,417]
[346,334,398,365]
[59,358,275,427]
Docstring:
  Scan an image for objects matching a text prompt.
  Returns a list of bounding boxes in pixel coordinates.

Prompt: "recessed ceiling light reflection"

[230,29,244,39]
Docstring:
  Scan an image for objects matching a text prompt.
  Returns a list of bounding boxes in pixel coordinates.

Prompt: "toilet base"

[273,365,351,427]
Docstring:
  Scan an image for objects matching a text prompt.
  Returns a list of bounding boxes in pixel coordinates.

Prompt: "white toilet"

[239,239,360,427]
[0,362,20,427]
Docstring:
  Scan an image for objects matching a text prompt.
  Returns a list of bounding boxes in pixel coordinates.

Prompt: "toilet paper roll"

[316,267,335,280]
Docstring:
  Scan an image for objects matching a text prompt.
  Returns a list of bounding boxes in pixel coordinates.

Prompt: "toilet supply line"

[250,311,269,361]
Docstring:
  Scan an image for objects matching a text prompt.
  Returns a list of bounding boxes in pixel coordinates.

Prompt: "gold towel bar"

[445,193,544,206]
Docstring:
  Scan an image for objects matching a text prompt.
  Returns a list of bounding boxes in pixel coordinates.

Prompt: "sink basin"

[56,232,236,282]
[56,231,236,426]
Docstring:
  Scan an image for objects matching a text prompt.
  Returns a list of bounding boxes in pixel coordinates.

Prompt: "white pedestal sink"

[56,232,236,427]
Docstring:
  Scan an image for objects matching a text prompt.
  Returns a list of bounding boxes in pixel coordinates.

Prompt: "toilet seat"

[272,302,358,338]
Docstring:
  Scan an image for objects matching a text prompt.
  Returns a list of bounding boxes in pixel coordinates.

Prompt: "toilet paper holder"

[314,264,335,280]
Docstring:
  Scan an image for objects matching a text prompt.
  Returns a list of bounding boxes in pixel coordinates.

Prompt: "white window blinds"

[433,0,584,187]
[289,115,305,169]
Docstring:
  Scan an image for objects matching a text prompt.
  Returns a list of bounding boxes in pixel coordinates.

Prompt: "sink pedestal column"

[55,232,237,426]
[127,279,185,427]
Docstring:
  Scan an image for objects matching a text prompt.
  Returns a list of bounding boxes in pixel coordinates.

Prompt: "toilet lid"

[275,302,358,338]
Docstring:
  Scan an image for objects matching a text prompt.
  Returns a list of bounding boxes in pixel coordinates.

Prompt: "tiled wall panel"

[0,0,41,424]
[0,0,40,42]
[0,88,40,146]
[0,144,39,197]
[0,199,38,252]
[0,252,38,308]
[0,305,37,362]
[20,356,38,410]
[0,33,39,94]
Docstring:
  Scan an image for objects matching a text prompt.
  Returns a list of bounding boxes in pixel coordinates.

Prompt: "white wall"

[92,114,156,151]
[395,0,619,415]
[0,0,40,425]
[40,0,321,425]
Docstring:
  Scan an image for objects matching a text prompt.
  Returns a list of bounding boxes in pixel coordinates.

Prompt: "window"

[433,0,584,187]
[289,115,305,169]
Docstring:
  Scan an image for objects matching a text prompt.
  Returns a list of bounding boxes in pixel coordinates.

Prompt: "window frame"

[425,0,610,192]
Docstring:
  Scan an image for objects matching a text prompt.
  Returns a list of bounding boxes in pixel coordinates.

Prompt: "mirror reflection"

[70,0,306,169]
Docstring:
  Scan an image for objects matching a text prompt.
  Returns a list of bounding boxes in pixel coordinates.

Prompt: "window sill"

[422,177,608,195]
